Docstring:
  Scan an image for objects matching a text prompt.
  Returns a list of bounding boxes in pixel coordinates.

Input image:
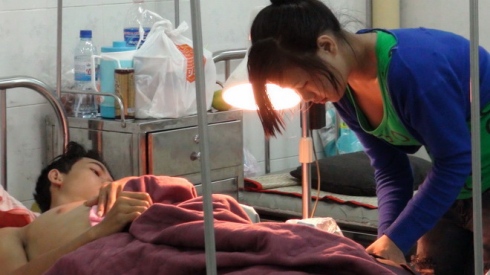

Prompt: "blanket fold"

[46,175,400,275]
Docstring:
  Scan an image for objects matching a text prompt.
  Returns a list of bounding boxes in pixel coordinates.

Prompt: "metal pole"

[189,1,217,274]
[0,89,6,190]
[174,0,180,27]
[56,0,63,98]
[365,0,372,28]
[265,139,270,174]
[469,0,484,273]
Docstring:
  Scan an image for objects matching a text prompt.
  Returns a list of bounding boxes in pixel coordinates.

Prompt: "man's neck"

[50,196,85,211]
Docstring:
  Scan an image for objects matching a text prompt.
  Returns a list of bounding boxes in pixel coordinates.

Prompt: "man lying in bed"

[0,142,152,275]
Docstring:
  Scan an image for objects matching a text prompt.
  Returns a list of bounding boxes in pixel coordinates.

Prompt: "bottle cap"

[80,30,92,38]
[101,41,136,52]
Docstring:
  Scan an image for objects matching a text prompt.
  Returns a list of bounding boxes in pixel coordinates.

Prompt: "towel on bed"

[45,175,406,275]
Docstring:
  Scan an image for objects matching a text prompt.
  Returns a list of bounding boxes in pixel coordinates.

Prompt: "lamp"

[222,55,301,110]
[222,53,319,220]
[220,5,302,111]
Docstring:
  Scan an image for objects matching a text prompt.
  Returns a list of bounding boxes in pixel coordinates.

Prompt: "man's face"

[60,157,113,202]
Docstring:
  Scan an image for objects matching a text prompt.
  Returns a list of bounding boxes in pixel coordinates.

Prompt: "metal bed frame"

[0,77,69,191]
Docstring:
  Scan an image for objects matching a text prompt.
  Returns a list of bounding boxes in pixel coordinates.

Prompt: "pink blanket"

[45,175,404,275]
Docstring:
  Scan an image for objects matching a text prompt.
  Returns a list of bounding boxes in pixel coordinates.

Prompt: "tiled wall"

[6,0,485,206]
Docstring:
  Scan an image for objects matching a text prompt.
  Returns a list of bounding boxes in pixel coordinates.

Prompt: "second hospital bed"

[239,150,432,245]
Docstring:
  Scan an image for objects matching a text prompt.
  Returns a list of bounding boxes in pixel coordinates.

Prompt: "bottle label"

[74,55,93,82]
[124,27,151,47]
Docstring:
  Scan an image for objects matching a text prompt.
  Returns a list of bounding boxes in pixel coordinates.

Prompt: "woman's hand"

[84,177,138,217]
[91,191,153,239]
[366,235,407,265]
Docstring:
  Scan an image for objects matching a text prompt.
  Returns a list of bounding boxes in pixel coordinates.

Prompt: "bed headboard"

[0,76,69,191]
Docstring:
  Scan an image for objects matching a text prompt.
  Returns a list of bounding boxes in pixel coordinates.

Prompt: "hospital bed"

[238,150,431,248]
[241,170,379,238]
[0,174,416,274]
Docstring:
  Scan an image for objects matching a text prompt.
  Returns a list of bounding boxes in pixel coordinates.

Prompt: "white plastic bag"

[133,19,217,118]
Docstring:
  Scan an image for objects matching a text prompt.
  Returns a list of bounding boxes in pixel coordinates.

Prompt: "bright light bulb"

[222,83,300,110]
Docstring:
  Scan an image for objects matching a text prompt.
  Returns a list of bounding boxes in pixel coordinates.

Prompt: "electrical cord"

[309,128,322,218]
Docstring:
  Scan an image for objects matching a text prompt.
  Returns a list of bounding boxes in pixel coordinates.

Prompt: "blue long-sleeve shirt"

[334,27,490,253]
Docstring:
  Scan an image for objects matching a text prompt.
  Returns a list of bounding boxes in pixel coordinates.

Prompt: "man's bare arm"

[8,226,99,275]
[0,227,28,274]
[6,191,152,275]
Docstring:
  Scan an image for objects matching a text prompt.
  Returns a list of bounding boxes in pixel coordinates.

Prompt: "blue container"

[96,41,135,118]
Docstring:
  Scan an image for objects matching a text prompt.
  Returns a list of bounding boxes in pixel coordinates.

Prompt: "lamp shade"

[222,57,301,110]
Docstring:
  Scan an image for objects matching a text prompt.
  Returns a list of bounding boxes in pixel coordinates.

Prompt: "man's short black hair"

[33,141,110,213]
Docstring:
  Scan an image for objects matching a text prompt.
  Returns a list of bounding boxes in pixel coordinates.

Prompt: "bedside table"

[47,110,243,199]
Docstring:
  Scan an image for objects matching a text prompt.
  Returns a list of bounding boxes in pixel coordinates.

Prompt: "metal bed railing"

[0,76,69,191]
[212,48,246,80]
[60,90,128,128]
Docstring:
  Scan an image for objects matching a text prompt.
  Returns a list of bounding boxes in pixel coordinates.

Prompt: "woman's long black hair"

[248,0,346,137]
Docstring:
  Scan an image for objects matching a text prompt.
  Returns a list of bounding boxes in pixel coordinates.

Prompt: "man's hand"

[91,191,153,239]
[366,234,407,265]
[85,177,138,217]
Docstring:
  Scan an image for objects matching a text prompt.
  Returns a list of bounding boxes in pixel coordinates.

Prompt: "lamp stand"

[299,102,326,219]
[299,102,313,219]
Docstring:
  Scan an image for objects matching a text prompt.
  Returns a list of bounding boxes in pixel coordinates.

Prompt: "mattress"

[239,172,379,231]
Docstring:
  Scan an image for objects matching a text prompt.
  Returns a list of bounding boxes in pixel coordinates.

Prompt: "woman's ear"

[48,169,64,188]
[317,34,338,55]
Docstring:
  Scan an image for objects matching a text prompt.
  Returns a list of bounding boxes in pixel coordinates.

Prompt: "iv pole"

[469,0,484,273]
[189,0,218,274]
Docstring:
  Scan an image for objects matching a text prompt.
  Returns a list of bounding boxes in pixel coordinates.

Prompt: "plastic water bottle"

[124,0,155,48]
[74,30,98,118]
[336,120,363,154]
